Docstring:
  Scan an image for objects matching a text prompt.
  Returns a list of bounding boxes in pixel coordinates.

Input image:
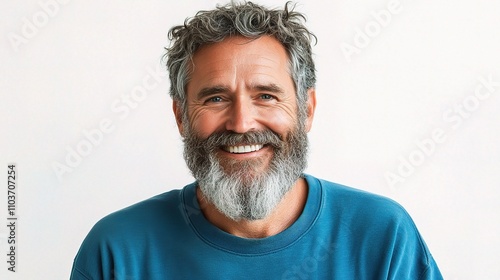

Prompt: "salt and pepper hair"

[164,1,316,118]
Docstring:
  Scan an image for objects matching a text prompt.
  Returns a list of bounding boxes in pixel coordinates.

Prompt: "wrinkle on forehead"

[188,36,292,97]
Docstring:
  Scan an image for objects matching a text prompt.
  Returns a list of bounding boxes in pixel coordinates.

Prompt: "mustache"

[188,130,283,151]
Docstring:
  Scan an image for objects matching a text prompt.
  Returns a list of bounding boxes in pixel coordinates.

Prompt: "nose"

[225,97,257,133]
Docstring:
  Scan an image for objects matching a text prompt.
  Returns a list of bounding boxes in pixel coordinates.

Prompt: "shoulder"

[76,185,194,253]
[306,175,442,278]
[90,188,185,238]
[308,175,405,213]
[306,174,419,235]
[71,186,193,279]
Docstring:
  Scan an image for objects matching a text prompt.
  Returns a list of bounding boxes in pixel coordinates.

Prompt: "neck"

[196,178,308,238]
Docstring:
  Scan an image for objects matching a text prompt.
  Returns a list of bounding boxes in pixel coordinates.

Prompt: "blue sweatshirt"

[70,174,443,279]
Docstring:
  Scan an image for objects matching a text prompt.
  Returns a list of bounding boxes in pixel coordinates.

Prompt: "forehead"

[187,36,293,94]
[193,35,290,65]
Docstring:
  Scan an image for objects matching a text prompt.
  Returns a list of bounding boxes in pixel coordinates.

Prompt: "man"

[70,2,443,279]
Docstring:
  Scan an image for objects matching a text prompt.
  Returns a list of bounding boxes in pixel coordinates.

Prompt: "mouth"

[222,144,264,154]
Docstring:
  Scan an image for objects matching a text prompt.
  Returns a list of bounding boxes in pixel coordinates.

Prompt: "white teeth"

[225,144,263,154]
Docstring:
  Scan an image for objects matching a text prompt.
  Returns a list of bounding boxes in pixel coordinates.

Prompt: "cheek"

[258,106,297,135]
[189,109,224,138]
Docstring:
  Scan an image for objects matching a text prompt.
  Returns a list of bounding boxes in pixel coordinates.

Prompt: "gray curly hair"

[164,1,316,117]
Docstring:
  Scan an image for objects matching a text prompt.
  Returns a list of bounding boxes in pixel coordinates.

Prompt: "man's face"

[174,35,315,220]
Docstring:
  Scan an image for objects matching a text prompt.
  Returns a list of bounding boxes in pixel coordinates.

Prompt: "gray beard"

[182,124,309,221]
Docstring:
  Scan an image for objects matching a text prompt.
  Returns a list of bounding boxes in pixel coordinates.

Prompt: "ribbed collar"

[180,174,323,255]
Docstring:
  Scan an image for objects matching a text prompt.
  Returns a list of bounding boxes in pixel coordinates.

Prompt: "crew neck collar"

[181,174,322,255]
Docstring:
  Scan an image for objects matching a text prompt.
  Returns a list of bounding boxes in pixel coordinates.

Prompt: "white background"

[1,0,499,279]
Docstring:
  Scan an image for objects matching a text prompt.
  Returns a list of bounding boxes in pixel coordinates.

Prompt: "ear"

[172,100,185,136]
[304,88,316,132]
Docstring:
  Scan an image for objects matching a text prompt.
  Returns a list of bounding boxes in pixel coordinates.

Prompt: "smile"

[223,144,264,154]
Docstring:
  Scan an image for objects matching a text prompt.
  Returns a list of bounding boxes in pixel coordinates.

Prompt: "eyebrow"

[196,83,285,100]
[251,83,285,94]
[197,86,231,100]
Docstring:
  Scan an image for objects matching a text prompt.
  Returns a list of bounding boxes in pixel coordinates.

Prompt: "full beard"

[182,123,309,221]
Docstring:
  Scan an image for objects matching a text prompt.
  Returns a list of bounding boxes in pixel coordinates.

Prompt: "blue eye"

[208,96,223,103]
[260,94,273,100]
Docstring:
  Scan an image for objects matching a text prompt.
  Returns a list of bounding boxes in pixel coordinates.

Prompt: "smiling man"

[177,35,313,236]
[70,2,443,279]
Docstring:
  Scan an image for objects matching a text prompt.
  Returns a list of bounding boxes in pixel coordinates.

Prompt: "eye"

[260,94,274,100]
[206,96,223,103]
